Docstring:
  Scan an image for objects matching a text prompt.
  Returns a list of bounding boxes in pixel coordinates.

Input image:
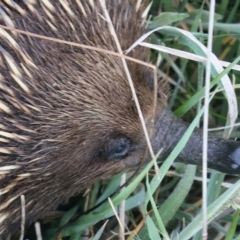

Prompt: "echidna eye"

[106,137,131,160]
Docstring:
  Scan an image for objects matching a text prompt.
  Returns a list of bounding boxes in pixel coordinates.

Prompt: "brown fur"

[0,0,167,238]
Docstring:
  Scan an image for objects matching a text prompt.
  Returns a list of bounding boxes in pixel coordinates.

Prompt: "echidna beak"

[152,107,240,174]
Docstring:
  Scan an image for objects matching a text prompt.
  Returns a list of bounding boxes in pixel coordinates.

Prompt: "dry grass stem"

[202,0,216,238]
[99,0,159,177]
[34,222,43,240]
[19,195,25,240]
[108,197,125,240]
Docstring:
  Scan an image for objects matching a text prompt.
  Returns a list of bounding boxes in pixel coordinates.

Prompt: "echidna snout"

[0,0,239,238]
[152,108,240,174]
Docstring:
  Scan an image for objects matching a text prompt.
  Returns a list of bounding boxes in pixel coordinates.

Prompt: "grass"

[35,1,240,239]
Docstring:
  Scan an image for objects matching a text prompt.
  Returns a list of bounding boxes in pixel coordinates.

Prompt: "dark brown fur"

[0,0,162,238]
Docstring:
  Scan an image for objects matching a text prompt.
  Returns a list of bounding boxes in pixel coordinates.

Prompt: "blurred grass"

[40,1,240,239]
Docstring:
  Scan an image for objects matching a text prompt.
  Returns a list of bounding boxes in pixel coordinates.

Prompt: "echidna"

[0,0,239,238]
